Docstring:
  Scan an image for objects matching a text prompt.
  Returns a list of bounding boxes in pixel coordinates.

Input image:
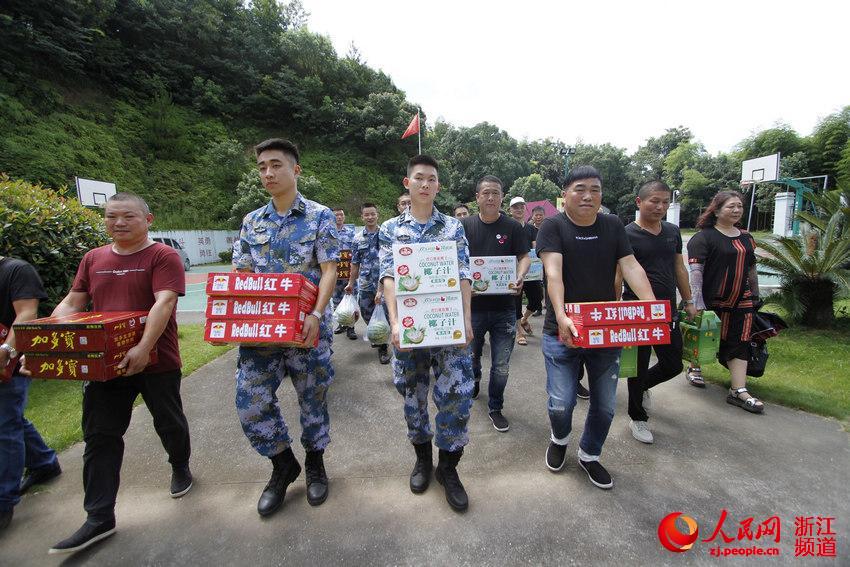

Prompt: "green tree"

[507,174,560,202]
[632,126,693,179]
[808,107,850,187]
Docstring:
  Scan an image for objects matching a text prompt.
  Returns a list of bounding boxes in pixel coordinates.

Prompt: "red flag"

[401,113,419,139]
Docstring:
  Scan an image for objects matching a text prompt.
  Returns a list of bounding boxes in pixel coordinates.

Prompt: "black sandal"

[726,387,764,414]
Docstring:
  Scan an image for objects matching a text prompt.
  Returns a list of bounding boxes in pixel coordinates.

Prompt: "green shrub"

[0,175,108,313]
[218,250,233,263]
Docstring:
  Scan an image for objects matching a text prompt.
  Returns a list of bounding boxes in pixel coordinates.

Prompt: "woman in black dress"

[686,191,764,413]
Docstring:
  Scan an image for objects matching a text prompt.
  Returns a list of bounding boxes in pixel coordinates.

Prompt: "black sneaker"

[545,442,567,472]
[579,459,613,489]
[333,324,345,335]
[170,465,193,498]
[576,381,590,400]
[489,411,509,432]
[472,381,480,399]
[49,519,116,555]
[532,310,542,317]
[345,326,358,340]
[378,345,391,365]
[19,459,62,495]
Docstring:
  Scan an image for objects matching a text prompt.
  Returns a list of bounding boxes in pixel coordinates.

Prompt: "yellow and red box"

[337,250,352,280]
[14,312,147,354]
[565,300,670,327]
[565,321,671,348]
[25,348,159,381]
[205,297,314,320]
[204,318,318,347]
[206,273,317,299]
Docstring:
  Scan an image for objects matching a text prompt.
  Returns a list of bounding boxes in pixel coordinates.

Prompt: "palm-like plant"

[758,185,850,327]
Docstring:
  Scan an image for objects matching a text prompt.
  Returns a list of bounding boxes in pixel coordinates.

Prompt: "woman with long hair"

[685,190,764,413]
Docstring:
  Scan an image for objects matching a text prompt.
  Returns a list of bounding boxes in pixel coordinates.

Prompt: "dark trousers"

[626,323,684,422]
[82,369,190,522]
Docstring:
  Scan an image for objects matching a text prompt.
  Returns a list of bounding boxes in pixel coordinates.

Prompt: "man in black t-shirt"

[536,166,655,490]
[462,177,530,432]
[620,181,696,445]
[0,257,61,531]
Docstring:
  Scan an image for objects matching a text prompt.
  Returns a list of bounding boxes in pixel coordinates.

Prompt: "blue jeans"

[541,334,620,458]
[470,309,516,412]
[0,374,57,511]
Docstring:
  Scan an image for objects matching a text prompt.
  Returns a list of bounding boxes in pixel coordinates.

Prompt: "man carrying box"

[536,166,654,490]
[345,203,390,364]
[461,177,529,432]
[48,193,190,555]
[332,207,357,340]
[620,181,697,444]
[0,256,61,532]
[233,138,339,517]
[379,155,474,512]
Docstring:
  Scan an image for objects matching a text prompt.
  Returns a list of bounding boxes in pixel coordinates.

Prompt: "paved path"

[4,321,848,565]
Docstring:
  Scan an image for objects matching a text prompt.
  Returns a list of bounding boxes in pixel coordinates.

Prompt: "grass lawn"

[700,303,850,426]
[24,324,233,452]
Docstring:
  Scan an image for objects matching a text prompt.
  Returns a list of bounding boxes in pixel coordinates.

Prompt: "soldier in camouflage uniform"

[332,208,357,340]
[379,155,475,512]
[345,203,390,364]
[233,138,339,517]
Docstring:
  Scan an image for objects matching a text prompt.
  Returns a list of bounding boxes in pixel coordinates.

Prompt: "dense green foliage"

[0,176,108,313]
[0,1,848,230]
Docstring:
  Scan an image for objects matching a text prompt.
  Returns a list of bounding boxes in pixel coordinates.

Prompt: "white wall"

[150,230,239,266]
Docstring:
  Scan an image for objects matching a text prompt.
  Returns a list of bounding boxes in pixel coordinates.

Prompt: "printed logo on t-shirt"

[575,236,598,241]
[95,269,147,277]
[496,233,507,245]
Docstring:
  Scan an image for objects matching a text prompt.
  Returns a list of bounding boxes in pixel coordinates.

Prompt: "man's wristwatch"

[309,309,323,320]
[0,343,17,358]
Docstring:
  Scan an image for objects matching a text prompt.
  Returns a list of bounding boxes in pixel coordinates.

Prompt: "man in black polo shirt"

[462,177,530,432]
[536,166,654,490]
[621,181,696,444]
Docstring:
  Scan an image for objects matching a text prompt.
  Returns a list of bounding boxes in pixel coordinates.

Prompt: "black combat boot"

[435,448,468,511]
[257,447,301,517]
[304,449,329,506]
[409,441,433,494]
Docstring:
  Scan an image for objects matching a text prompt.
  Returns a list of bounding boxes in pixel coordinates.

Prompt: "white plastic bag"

[366,305,390,345]
[333,293,359,327]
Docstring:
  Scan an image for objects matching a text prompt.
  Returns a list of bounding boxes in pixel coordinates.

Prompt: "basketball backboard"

[741,153,780,183]
[75,177,117,207]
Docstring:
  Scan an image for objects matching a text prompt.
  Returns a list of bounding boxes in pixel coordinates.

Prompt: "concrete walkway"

[3,322,848,565]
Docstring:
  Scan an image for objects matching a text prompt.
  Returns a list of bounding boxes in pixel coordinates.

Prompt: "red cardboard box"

[565,321,671,348]
[205,297,314,320]
[204,319,318,347]
[565,300,670,327]
[14,312,147,354]
[206,273,318,299]
[25,348,159,381]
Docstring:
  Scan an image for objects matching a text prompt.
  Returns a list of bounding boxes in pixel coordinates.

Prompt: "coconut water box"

[396,292,466,348]
[524,249,543,282]
[392,241,460,295]
[470,256,518,295]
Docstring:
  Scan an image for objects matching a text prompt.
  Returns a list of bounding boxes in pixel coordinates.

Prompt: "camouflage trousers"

[392,345,473,451]
[332,280,348,309]
[357,288,386,327]
[235,327,334,457]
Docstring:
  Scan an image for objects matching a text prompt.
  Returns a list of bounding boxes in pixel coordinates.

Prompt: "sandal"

[520,320,533,335]
[517,335,528,346]
[686,367,705,388]
[726,387,765,414]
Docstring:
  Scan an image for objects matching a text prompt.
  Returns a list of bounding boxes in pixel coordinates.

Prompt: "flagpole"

[417,108,421,154]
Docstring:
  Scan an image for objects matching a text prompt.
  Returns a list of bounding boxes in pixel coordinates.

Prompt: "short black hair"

[407,154,439,176]
[332,207,345,213]
[398,191,411,202]
[361,202,378,212]
[531,205,545,214]
[638,180,671,200]
[255,138,300,164]
[563,165,602,188]
[475,175,503,193]
[454,204,470,213]
[108,192,150,214]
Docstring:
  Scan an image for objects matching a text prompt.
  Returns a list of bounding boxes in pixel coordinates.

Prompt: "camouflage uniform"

[351,227,384,324]
[232,195,339,456]
[378,207,474,452]
[333,224,356,308]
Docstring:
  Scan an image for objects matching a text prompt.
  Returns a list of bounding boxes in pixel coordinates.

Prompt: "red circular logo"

[402,316,414,328]
[473,272,481,280]
[474,258,485,266]
[399,246,413,256]
[658,512,699,553]
[397,265,409,276]
[403,298,417,307]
